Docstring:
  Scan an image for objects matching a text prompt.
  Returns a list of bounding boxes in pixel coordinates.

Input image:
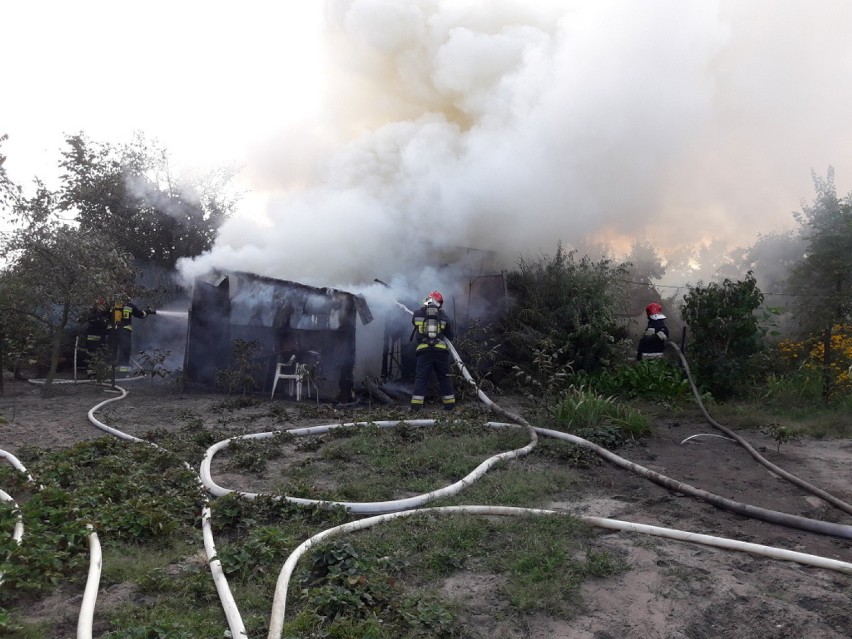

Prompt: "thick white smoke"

[178,0,852,299]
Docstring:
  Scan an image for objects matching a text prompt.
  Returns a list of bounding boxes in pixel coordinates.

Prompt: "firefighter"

[82,298,112,370]
[410,291,456,411]
[637,301,669,361]
[108,296,156,375]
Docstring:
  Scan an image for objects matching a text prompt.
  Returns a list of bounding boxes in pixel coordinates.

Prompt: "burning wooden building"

[184,271,373,402]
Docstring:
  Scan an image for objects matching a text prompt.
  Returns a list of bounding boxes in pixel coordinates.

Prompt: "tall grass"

[551,386,650,444]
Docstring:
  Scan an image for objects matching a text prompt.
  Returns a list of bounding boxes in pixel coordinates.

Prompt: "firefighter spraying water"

[409,291,456,411]
[83,295,157,379]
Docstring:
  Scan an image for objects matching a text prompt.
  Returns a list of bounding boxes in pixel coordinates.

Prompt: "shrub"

[776,323,852,400]
[215,339,262,396]
[680,272,769,399]
[499,243,632,384]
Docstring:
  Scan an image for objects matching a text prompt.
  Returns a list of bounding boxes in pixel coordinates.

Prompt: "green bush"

[500,243,632,383]
[759,368,824,406]
[290,541,460,637]
[680,272,769,399]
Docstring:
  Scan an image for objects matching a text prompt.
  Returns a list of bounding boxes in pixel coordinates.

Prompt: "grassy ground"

[1,381,849,638]
[0,398,630,638]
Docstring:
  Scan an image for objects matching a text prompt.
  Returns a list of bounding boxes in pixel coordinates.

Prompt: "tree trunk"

[0,324,4,395]
[42,302,72,397]
[822,324,832,403]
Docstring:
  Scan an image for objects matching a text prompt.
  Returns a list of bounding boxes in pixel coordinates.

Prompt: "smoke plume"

[178,0,852,298]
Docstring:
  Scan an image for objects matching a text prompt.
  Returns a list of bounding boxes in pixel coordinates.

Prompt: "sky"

[4,0,852,297]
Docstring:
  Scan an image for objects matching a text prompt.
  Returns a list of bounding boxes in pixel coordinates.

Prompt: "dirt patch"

[1,375,850,638]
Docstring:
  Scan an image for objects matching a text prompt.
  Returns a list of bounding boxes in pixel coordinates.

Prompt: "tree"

[680,272,768,399]
[622,240,670,317]
[625,240,666,284]
[787,167,852,399]
[1,133,23,212]
[718,232,805,297]
[0,183,133,393]
[712,231,807,340]
[58,132,234,270]
[665,239,735,288]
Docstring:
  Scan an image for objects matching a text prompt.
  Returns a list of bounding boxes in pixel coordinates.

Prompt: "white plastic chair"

[271,355,302,399]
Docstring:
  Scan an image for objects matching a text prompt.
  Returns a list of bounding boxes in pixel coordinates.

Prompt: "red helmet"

[645,302,663,317]
[428,291,444,306]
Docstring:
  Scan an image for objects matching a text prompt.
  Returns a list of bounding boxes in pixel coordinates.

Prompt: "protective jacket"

[637,317,669,361]
[85,302,111,343]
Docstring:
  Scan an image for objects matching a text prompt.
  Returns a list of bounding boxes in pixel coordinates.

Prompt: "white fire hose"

[77,524,102,639]
[198,412,851,637]
[0,449,38,587]
[199,421,536,514]
[260,309,852,635]
[87,388,248,639]
[198,409,852,637]
[667,341,852,516]
[4,380,243,638]
[266,504,852,639]
[0,485,24,589]
[4,317,847,638]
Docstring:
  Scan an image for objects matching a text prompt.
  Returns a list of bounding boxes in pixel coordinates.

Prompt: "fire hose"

[4,328,850,638]
[447,327,852,529]
[0,449,38,587]
[86,387,248,639]
[4,376,246,639]
[215,417,852,637]
[266,505,852,638]
[0,450,106,639]
[667,341,852,516]
[208,310,852,639]
[193,407,852,638]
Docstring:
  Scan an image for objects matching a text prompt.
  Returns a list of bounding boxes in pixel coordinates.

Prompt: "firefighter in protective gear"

[108,297,156,375]
[410,291,456,411]
[637,302,669,361]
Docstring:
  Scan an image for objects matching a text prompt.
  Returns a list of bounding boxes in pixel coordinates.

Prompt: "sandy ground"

[1,374,850,638]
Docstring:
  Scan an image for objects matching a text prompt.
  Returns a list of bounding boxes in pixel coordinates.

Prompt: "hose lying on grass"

[86,386,248,639]
[272,336,852,636]
[10,329,842,639]
[266,505,852,639]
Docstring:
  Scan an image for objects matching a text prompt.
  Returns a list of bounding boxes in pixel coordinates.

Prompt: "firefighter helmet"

[645,302,665,319]
[428,291,444,307]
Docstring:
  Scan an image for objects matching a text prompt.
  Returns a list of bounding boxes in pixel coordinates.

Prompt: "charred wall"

[185,271,369,402]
